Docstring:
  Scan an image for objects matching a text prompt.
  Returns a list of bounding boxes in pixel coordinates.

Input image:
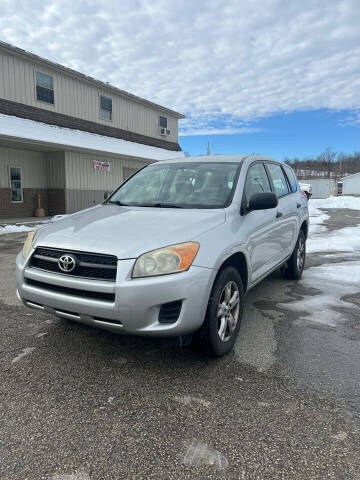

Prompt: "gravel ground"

[1,209,360,480]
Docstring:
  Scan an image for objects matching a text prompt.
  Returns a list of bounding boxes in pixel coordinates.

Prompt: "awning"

[0,113,184,161]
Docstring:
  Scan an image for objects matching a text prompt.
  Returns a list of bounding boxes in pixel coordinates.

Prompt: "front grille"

[26,278,115,303]
[29,247,117,281]
[158,300,182,324]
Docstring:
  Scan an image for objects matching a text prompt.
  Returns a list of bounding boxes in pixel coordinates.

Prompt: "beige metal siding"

[64,151,150,213]
[0,50,179,142]
[0,145,47,188]
[65,190,105,213]
[64,151,149,190]
[46,151,65,188]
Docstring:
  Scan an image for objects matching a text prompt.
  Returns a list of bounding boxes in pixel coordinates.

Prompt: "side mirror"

[104,190,113,200]
[248,192,278,211]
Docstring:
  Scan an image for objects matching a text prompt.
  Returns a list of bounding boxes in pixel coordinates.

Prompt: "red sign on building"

[93,160,111,171]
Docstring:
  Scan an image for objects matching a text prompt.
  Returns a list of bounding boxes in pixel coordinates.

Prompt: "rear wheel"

[196,266,244,357]
[284,230,306,280]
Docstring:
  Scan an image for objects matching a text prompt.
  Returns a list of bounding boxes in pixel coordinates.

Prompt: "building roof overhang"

[0,98,182,152]
[0,112,184,161]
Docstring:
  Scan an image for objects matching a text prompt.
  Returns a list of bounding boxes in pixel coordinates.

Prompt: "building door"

[9,166,23,203]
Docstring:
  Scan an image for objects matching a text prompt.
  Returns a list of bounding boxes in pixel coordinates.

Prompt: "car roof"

[156,154,281,165]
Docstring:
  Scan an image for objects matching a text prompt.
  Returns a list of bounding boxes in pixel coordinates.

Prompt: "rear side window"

[267,163,290,198]
[244,163,272,200]
[283,165,298,193]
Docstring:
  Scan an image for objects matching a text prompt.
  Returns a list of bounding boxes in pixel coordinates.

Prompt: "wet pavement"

[1,209,360,479]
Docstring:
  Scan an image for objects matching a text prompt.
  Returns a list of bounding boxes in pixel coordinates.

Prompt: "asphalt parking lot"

[1,209,360,480]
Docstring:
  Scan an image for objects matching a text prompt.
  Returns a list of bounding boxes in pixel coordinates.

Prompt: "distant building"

[0,41,185,218]
[342,172,360,196]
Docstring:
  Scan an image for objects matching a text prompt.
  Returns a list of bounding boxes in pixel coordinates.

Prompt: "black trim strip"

[26,278,115,303]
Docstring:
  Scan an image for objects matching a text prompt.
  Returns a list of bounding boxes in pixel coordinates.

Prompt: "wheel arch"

[215,251,249,293]
[300,220,308,239]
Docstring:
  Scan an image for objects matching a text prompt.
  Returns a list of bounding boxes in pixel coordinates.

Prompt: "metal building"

[342,172,360,196]
[301,178,336,199]
[0,41,185,218]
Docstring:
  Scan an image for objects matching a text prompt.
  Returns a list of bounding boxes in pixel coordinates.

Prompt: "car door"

[240,162,281,283]
[265,162,297,258]
[283,164,303,248]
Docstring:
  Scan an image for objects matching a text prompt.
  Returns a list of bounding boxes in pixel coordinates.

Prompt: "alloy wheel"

[217,281,240,342]
[297,237,305,271]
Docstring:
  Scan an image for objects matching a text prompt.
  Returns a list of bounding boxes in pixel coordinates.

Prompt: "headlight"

[21,231,37,258]
[132,242,199,278]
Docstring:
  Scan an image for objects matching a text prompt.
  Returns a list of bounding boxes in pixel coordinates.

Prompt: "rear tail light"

[301,190,308,199]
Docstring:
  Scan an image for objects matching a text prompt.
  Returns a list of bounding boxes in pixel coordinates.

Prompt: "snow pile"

[310,196,360,210]
[0,225,39,235]
[0,224,41,235]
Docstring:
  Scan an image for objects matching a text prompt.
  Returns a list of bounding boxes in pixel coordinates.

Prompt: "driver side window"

[244,163,271,201]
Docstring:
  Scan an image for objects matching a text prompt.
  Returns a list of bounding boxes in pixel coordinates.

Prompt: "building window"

[159,116,167,128]
[36,72,54,104]
[9,166,23,203]
[100,96,112,120]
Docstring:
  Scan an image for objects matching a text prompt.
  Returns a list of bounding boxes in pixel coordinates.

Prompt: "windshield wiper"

[151,203,184,208]
[108,201,184,208]
[107,200,131,206]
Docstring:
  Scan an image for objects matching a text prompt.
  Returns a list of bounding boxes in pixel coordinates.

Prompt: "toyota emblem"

[58,254,77,273]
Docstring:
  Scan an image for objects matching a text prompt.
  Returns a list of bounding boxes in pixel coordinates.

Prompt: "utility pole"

[206,141,211,156]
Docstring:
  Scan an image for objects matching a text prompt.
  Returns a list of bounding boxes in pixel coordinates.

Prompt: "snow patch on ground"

[308,203,330,236]
[0,215,70,235]
[307,197,360,253]
[310,196,360,210]
[279,262,360,326]
[281,195,360,326]
[0,225,40,235]
[307,225,360,254]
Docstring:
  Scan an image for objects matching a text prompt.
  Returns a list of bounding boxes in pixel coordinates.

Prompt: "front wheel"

[284,230,306,280]
[196,266,244,357]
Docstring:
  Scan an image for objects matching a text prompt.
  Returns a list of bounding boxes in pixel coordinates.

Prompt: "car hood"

[34,204,226,258]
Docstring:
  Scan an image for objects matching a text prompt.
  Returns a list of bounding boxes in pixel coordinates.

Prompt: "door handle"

[276,211,283,218]
[296,203,301,208]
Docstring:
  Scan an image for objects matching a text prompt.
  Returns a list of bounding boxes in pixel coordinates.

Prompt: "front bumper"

[16,251,216,336]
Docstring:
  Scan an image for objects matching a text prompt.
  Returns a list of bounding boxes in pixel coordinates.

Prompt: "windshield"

[108,162,240,208]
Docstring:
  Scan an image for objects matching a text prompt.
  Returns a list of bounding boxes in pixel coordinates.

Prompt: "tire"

[284,230,306,280]
[196,266,244,357]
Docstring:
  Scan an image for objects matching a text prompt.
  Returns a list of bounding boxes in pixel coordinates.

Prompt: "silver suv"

[16,155,308,356]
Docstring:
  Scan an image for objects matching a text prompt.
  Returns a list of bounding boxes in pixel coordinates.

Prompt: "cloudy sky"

[0,0,360,158]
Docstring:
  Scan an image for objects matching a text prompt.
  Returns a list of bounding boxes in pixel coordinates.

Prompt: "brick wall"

[0,188,66,218]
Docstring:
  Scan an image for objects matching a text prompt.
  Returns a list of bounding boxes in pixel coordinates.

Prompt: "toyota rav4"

[16,155,308,356]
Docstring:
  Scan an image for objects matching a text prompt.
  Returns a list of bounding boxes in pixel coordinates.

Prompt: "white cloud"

[338,109,360,127]
[180,127,265,136]
[0,0,359,133]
